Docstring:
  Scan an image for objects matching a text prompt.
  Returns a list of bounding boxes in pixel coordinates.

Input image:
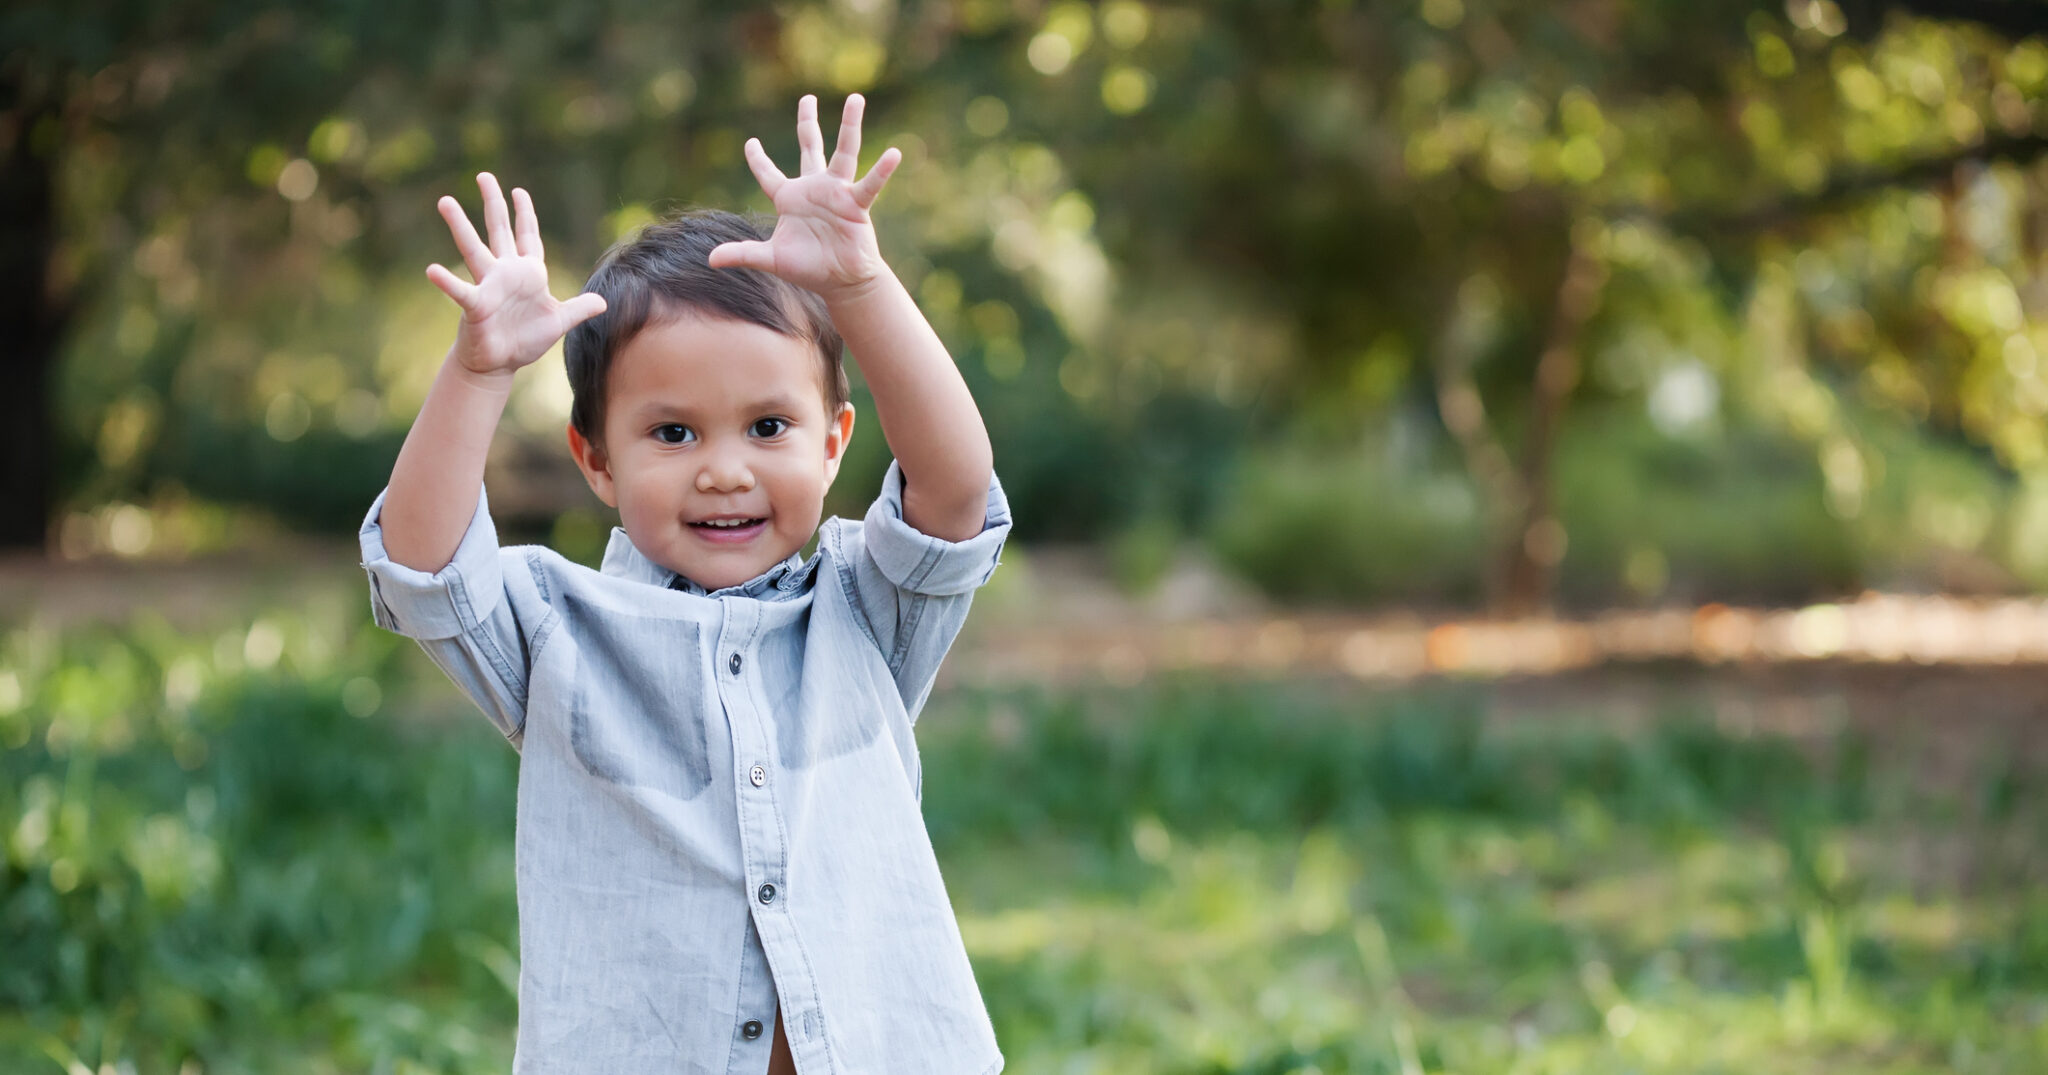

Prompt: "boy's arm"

[822,272,992,541]
[382,173,607,571]
[380,356,514,571]
[709,94,995,542]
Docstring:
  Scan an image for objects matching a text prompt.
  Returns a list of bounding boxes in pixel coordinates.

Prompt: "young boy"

[357,95,1009,1074]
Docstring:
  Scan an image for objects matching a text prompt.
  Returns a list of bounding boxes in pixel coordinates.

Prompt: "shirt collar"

[598,527,815,599]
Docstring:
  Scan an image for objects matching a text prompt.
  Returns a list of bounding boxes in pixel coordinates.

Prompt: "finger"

[437,195,494,279]
[426,263,480,311]
[829,94,864,180]
[742,138,788,199]
[561,292,608,328]
[852,146,902,209]
[479,172,516,260]
[708,239,776,273]
[796,94,826,176]
[512,186,545,261]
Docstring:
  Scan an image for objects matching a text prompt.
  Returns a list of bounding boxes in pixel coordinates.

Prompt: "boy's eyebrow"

[741,395,806,415]
[630,395,808,421]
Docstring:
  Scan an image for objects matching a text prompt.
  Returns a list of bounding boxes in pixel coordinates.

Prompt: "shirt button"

[758,882,777,905]
[750,764,767,787]
[742,1019,764,1040]
[729,653,743,675]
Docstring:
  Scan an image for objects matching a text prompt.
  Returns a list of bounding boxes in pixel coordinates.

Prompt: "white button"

[750,765,767,787]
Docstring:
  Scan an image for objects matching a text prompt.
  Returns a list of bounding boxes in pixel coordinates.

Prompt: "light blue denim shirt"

[357,460,1010,1075]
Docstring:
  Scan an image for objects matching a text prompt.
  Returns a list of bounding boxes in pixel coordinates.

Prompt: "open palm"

[427,173,607,376]
[708,94,902,297]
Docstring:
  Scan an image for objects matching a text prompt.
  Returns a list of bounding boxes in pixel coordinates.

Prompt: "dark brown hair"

[564,209,849,448]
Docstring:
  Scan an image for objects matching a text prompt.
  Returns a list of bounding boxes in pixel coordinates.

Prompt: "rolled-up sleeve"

[860,460,1011,596]
[832,460,1011,721]
[360,485,508,640]
[359,485,540,744]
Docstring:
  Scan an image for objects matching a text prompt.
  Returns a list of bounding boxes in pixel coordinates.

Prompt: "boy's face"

[566,314,855,591]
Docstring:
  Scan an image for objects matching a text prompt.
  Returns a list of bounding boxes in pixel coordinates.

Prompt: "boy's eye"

[751,417,790,438]
[653,424,694,444]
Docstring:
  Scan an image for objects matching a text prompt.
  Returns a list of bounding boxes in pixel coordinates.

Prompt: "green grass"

[926,684,2046,1073]
[2,609,2043,1073]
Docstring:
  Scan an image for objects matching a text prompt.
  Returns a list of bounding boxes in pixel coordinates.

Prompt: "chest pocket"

[763,605,890,770]
[561,595,713,800]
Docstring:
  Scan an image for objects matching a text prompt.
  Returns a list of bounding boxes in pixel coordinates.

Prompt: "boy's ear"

[566,422,619,508]
[820,402,856,490]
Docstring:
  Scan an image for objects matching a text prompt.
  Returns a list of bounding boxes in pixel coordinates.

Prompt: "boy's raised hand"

[427,173,607,378]
[708,94,902,297]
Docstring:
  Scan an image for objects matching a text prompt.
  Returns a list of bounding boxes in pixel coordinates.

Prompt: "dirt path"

[8,540,2048,769]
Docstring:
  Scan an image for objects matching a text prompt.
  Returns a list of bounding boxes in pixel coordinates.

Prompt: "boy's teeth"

[698,518,760,528]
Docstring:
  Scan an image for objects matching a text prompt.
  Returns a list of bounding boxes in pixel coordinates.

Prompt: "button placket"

[721,600,815,1054]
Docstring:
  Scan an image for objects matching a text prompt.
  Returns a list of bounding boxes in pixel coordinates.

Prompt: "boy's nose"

[695,456,756,492]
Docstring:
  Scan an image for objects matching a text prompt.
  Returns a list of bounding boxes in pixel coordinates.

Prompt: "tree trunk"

[0,78,60,551]
[1432,283,1522,606]
[1498,227,1607,616]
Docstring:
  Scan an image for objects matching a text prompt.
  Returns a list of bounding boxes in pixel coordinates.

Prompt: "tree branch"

[1656,131,2048,237]
[1857,0,2048,42]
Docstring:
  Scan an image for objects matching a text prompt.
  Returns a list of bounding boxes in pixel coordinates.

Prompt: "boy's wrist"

[444,345,520,395]
[816,263,902,314]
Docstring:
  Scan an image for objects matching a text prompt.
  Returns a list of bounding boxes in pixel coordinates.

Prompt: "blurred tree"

[10,0,2048,617]
[0,60,62,547]
[1,0,458,547]
[1,0,1151,547]
[1006,0,2048,610]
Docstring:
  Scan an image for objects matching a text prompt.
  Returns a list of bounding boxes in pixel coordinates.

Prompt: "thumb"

[708,240,776,273]
[562,292,608,327]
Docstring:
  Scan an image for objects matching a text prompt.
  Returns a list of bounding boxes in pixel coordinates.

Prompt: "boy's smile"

[566,313,854,591]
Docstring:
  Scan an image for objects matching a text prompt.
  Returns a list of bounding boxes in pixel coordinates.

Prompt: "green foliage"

[151,415,407,533]
[1107,512,1181,596]
[1556,404,2037,603]
[0,616,520,1072]
[3,600,2045,1071]
[919,682,1848,853]
[977,383,1247,545]
[1210,403,2031,606]
[1206,443,1488,606]
[26,0,2048,605]
[1554,409,1862,604]
[926,682,2044,1074]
